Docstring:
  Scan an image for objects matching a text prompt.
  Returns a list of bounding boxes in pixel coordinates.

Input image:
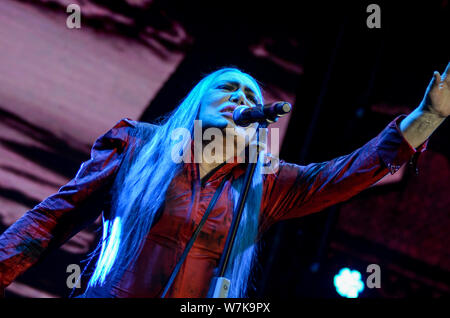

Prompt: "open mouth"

[220,104,239,118]
[221,111,234,118]
[220,104,238,113]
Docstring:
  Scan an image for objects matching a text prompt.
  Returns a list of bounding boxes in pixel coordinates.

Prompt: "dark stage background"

[0,0,449,298]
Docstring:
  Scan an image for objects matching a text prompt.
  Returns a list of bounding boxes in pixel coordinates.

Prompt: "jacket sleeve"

[0,118,136,290]
[259,115,428,233]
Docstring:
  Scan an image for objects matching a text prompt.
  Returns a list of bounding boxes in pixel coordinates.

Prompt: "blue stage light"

[333,267,364,298]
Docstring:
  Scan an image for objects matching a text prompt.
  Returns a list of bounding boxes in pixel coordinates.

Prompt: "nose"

[229,90,246,105]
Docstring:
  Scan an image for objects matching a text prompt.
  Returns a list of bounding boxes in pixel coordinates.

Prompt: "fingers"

[433,71,441,83]
[441,61,450,84]
[427,71,439,91]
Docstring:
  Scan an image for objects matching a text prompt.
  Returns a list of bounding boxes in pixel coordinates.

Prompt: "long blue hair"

[85,68,266,297]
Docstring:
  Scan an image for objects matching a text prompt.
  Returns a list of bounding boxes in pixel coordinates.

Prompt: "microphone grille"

[275,102,291,114]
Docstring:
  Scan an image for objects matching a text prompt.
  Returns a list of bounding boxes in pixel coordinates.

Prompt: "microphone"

[232,101,292,127]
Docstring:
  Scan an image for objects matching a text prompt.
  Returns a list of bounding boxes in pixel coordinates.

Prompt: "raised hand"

[399,62,449,149]
[421,62,450,118]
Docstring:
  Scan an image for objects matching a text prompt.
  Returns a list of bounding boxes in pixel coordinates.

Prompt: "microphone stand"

[208,121,268,298]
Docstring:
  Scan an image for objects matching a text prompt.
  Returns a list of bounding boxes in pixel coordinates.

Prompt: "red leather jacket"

[0,115,427,297]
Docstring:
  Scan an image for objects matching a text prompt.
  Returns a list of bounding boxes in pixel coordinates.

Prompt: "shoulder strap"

[160,174,230,298]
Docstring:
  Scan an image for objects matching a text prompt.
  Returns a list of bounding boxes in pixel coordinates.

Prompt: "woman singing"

[0,65,448,298]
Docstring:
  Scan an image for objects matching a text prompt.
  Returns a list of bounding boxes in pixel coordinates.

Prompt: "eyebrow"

[217,80,258,99]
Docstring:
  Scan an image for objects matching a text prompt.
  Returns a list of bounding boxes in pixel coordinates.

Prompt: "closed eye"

[247,95,258,104]
[217,83,259,104]
[218,84,234,91]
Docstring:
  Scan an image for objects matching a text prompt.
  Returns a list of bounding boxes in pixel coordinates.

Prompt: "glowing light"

[333,268,364,298]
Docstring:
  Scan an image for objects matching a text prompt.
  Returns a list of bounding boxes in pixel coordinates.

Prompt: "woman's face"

[198,72,262,130]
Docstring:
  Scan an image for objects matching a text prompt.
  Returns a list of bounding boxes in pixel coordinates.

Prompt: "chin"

[200,116,229,130]
[216,119,230,129]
